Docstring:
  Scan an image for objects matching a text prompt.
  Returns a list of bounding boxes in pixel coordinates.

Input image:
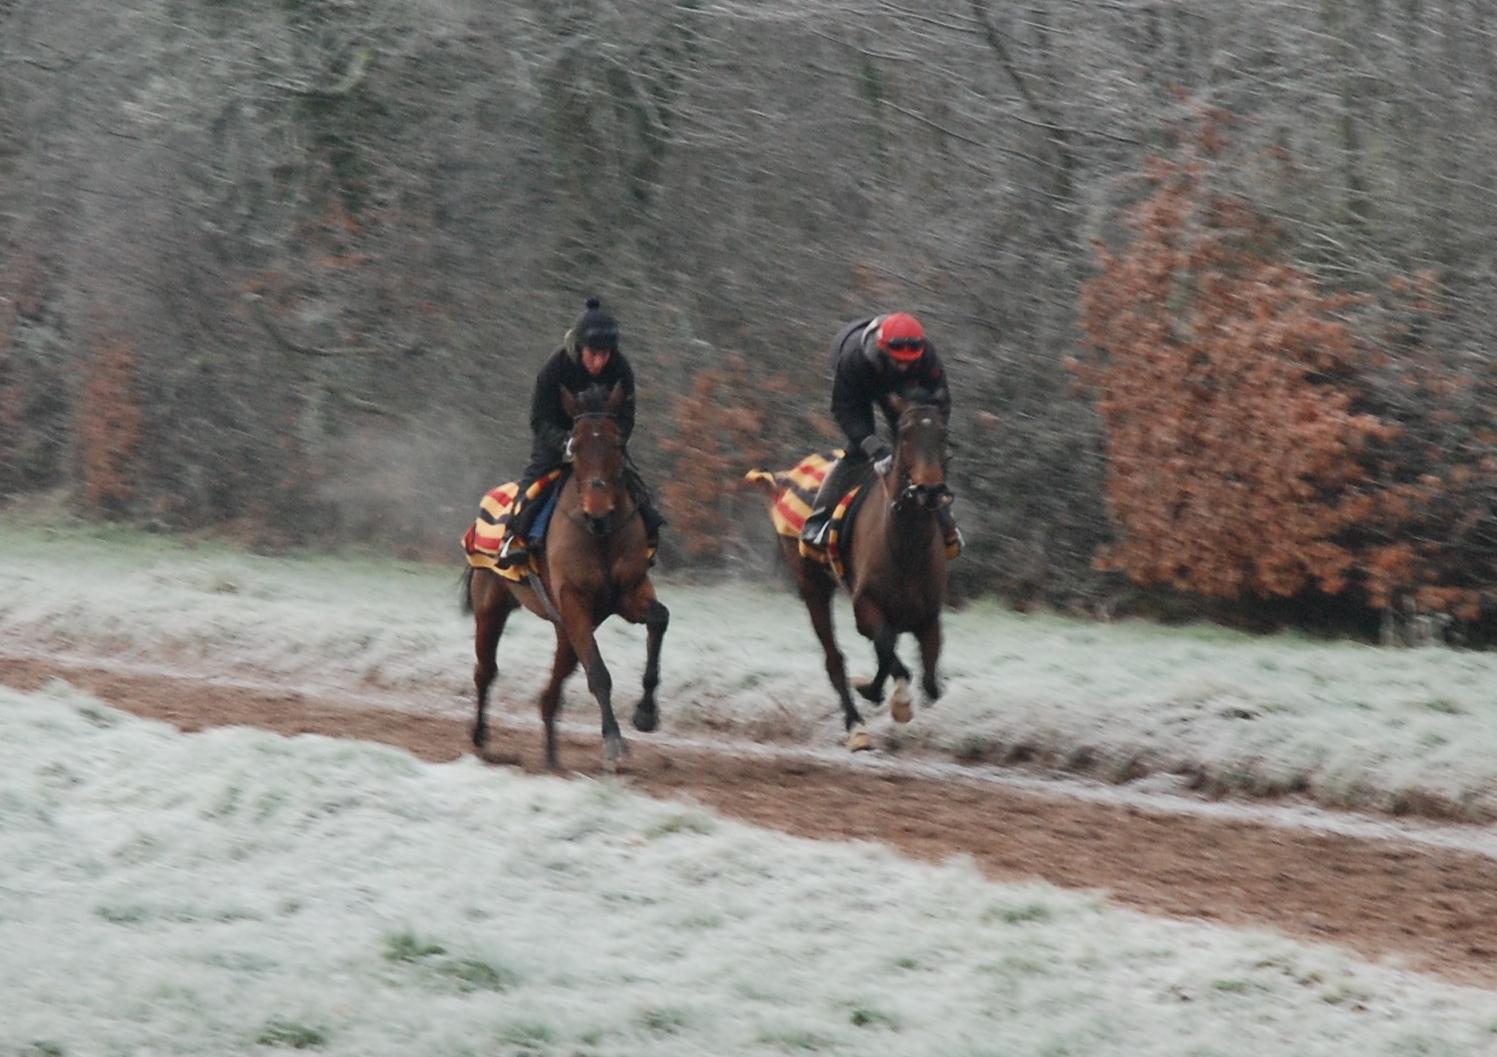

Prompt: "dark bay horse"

[752,394,950,751]
[461,382,669,771]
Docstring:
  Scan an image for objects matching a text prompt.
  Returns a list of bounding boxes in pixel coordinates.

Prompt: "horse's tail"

[459,565,475,615]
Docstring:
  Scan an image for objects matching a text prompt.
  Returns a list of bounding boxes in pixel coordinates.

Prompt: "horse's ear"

[561,386,582,418]
[606,381,627,412]
[887,392,909,416]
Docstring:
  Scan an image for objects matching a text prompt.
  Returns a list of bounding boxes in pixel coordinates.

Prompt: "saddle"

[744,450,840,537]
[461,470,565,581]
[461,466,658,579]
[746,450,870,581]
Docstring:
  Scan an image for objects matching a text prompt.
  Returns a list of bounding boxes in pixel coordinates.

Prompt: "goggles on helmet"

[885,337,925,361]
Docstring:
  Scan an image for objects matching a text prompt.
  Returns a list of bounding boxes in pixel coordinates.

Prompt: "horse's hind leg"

[538,632,579,771]
[796,560,867,751]
[471,573,518,751]
[619,581,669,733]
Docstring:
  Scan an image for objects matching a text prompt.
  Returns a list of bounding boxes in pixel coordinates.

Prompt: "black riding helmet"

[570,297,619,354]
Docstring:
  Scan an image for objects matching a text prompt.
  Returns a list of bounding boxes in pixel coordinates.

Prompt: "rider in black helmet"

[497,297,665,568]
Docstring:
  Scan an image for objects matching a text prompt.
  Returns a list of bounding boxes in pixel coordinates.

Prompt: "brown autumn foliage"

[1075,143,1433,607]
[1351,272,1497,623]
[76,328,145,515]
[659,354,794,560]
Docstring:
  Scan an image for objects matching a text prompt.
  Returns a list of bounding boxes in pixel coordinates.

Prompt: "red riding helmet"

[876,313,926,363]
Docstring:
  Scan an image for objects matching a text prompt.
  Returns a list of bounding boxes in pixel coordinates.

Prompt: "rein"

[524,570,566,625]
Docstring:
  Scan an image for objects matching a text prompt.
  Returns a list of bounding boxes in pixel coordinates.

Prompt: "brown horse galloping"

[752,394,950,751]
[461,382,668,771]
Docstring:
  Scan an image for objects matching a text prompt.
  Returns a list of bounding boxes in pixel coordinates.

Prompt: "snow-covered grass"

[5,679,1497,1057]
[4,521,1497,818]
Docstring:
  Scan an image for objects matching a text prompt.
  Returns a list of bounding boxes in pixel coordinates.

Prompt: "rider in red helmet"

[800,312,958,548]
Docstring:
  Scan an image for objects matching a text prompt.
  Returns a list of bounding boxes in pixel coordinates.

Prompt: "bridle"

[895,479,954,513]
[888,406,953,514]
[567,410,634,537]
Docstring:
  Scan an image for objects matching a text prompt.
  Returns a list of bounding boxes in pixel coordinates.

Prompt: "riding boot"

[497,488,542,569]
[635,492,667,567]
[800,453,865,550]
[640,500,665,550]
[936,504,964,553]
[622,463,665,565]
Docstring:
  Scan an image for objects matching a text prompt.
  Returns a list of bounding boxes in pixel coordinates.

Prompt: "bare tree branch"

[967,0,1075,201]
[247,296,381,359]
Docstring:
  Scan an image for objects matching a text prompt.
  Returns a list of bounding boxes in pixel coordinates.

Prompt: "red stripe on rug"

[774,494,808,532]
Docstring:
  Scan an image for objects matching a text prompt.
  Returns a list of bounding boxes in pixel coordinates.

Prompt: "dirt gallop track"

[6,653,1497,990]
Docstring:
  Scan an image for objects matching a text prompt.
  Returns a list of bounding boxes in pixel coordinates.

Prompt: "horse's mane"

[571,383,614,416]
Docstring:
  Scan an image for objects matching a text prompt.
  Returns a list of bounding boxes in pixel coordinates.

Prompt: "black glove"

[859,435,891,463]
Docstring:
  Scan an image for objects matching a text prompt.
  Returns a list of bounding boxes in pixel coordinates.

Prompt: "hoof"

[846,725,872,752]
[632,706,659,733]
[471,725,488,750]
[854,679,884,704]
[923,674,941,702]
[890,680,913,724]
[602,733,629,773]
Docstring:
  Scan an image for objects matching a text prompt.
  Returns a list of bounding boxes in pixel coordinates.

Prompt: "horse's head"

[561,382,628,533]
[885,391,952,514]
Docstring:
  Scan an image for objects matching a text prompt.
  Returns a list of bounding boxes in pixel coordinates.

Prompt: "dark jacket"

[828,316,951,458]
[528,344,637,464]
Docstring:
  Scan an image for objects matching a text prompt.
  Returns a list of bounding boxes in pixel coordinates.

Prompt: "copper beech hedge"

[1076,148,1487,623]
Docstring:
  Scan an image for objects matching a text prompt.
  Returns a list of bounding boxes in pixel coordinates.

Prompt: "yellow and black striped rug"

[460,470,564,582]
[744,450,842,537]
[746,450,866,579]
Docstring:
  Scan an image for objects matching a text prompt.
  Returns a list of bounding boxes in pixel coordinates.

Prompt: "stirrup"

[800,514,831,549]
[496,536,528,570]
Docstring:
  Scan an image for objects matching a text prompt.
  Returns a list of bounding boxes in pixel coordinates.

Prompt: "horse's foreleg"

[559,592,625,770]
[851,596,895,701]
[539,632,579,771]
[853,596,911,722]
[619,582,668,733]
[916,620,943,703]
[471,574,515,751]
[798,564,867,750]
